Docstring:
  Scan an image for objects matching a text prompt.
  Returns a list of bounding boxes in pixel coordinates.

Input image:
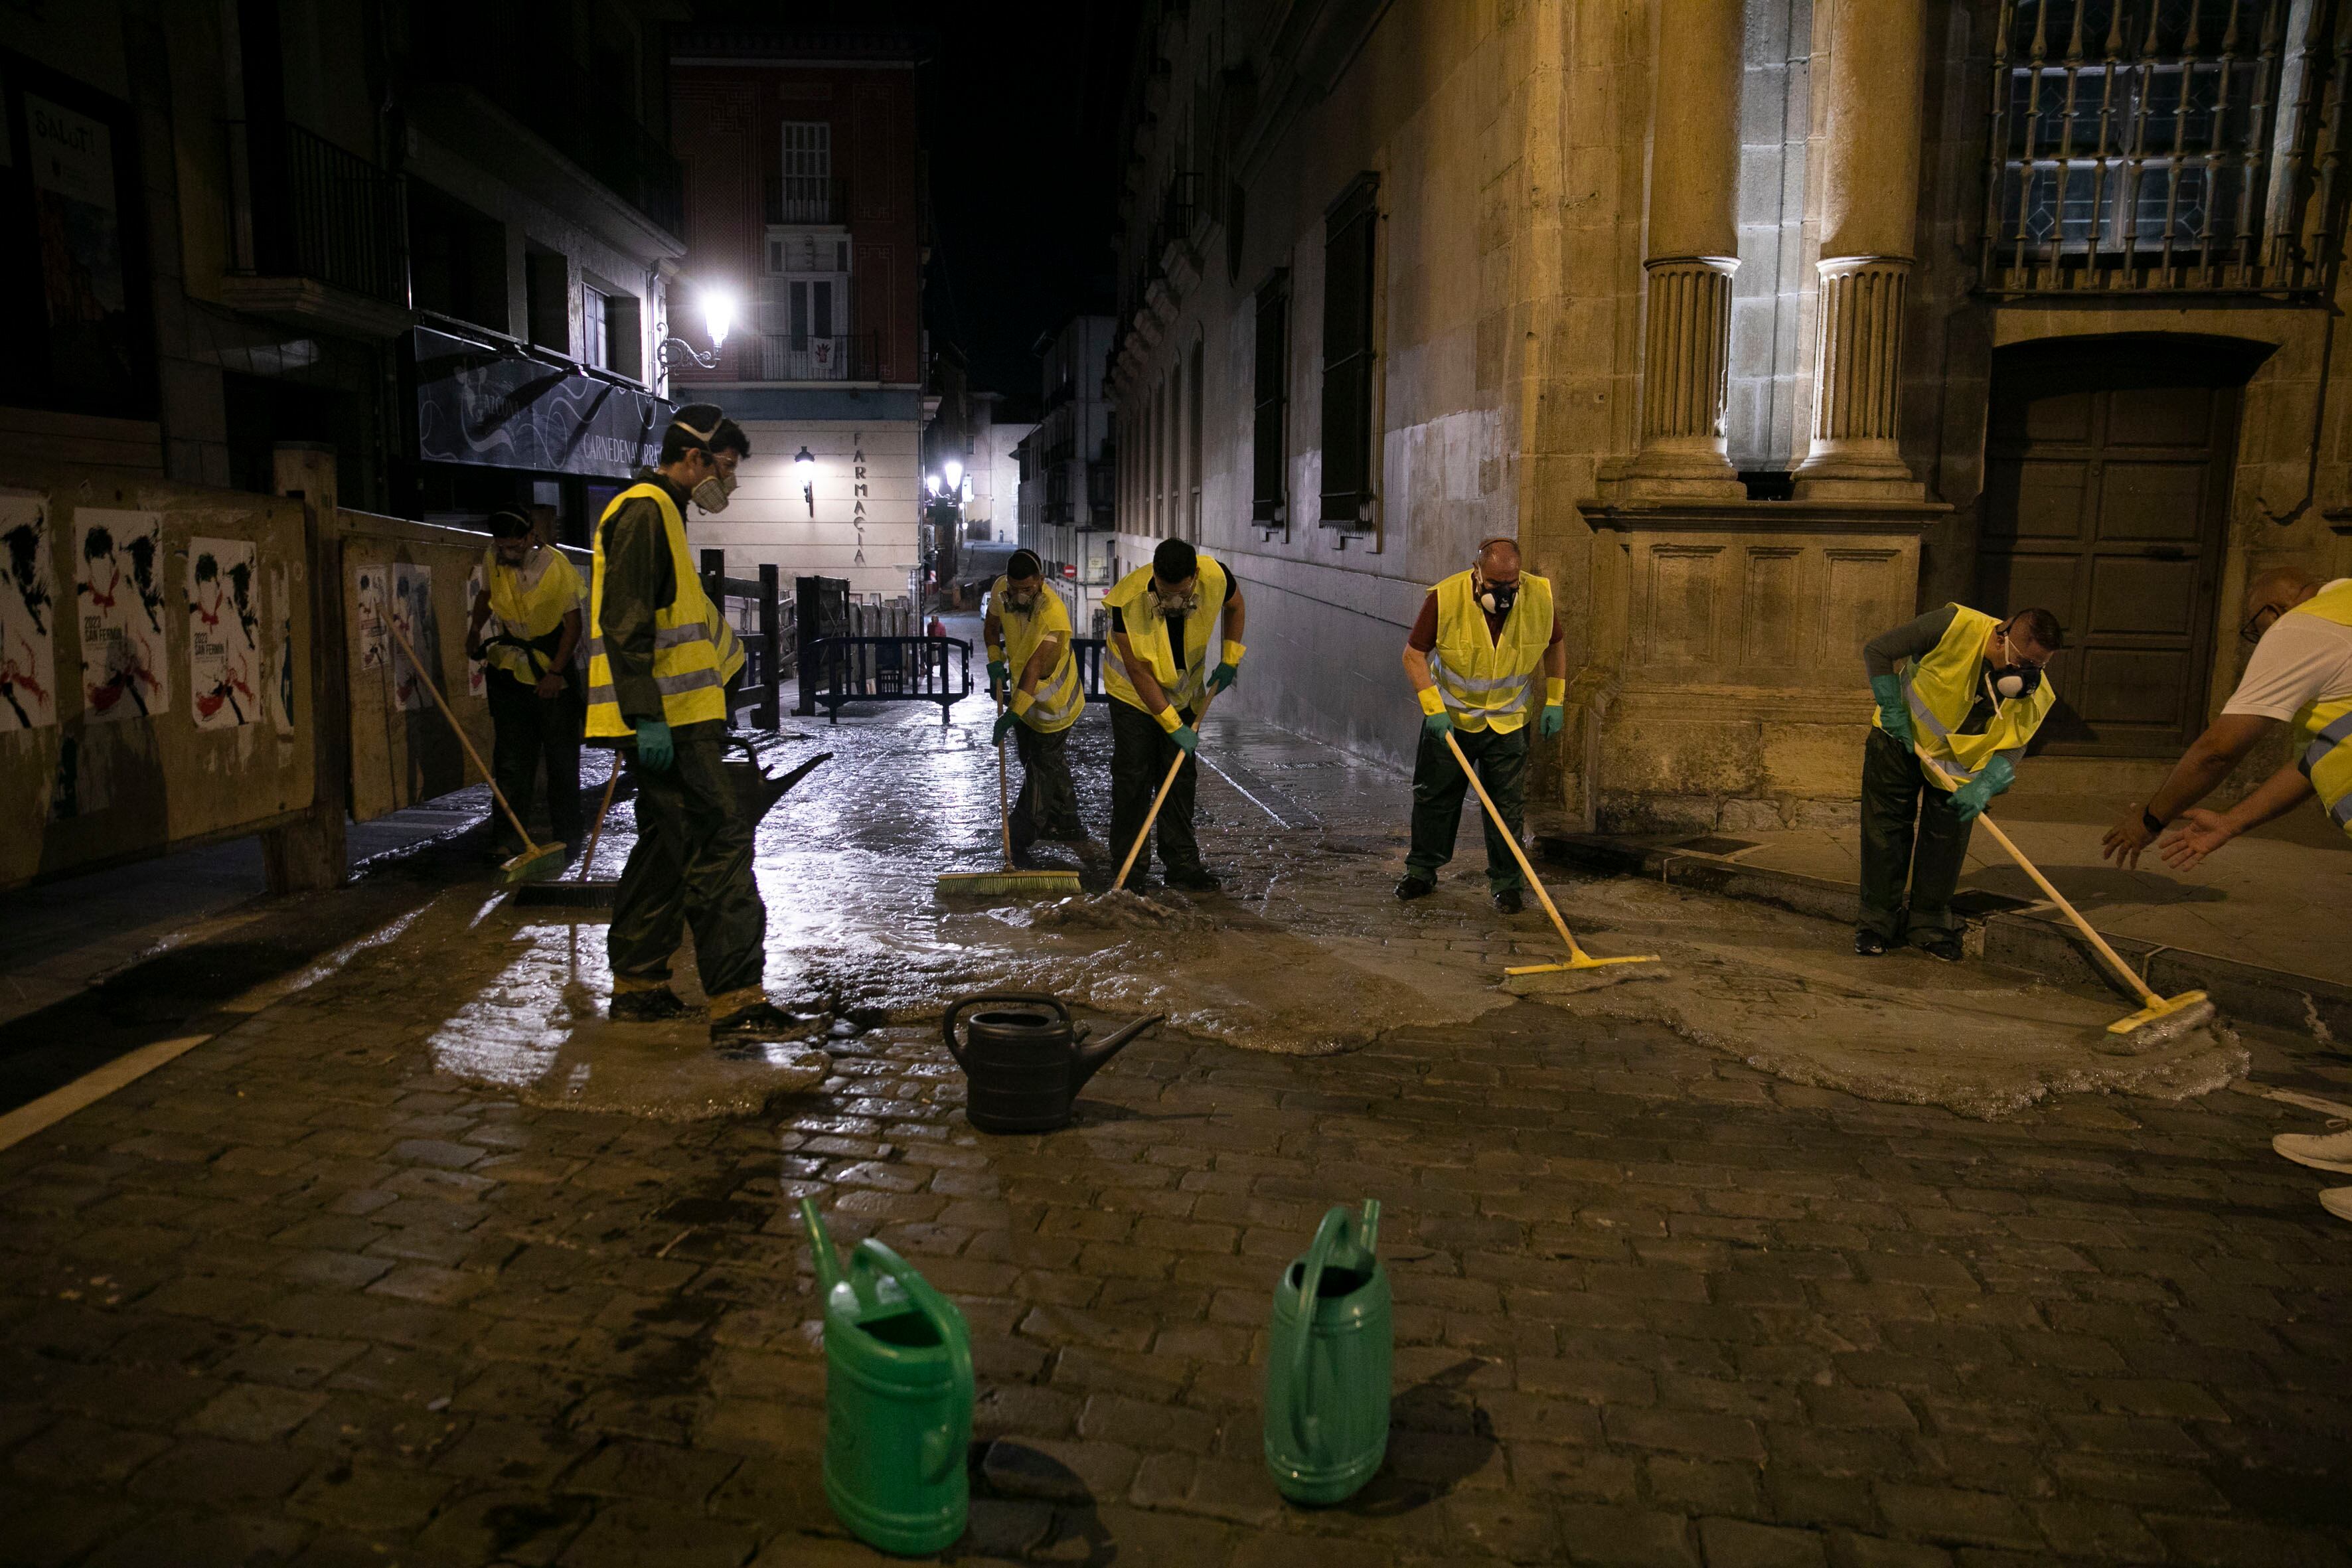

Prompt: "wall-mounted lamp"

[943,457,964,492]
[656,287,739,371]
[795,445,816,517]
[924,473,942,497]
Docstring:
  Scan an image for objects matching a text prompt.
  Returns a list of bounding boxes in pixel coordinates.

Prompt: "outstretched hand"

[2157,808,2234,873]
[2100,805,2157,870]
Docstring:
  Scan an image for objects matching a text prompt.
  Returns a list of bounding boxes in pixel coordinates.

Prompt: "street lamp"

[795,445,816,516]
[943,457,963,492]
[925,473,942,497]
[657,287,738,371]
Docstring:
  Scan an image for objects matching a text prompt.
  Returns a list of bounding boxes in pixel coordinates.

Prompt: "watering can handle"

[1287,1203,1347,1452]
[852,1239,975,1484]
[941,992,1073,1066]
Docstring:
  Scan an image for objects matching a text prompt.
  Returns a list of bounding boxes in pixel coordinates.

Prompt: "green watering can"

[1263,1198,1391,1504]
[800,1199,973,1555]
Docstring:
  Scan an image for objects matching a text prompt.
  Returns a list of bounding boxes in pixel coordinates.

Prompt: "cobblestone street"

[3,695,2349,1567]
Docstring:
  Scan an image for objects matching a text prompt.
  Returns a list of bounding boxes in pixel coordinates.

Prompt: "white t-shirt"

[2223,579,2352,720]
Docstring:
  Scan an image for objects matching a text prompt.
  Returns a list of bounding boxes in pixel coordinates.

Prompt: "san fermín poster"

[75,509,169,722]
[189,536,259,729]
[0,493,58,732]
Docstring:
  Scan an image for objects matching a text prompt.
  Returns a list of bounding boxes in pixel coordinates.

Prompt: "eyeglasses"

[2240,605,2284,645]
[1995,624,2051,668]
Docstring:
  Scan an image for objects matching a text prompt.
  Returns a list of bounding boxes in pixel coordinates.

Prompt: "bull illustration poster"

[0,492,58,732]
[390,564,432,712]
[75,509,169,722]
[188,536,259,729]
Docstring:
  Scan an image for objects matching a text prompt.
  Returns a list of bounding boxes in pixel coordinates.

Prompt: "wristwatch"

[2141,807,2166,835]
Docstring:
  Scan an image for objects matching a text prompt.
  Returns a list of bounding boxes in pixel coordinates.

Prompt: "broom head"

[1506,953,1661,976]
[498,842,568,886]
[2106,988,2215,1039]
[937,867,1083,898]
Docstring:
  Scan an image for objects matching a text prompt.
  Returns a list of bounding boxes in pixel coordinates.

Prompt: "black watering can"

[942,992,1161,1134]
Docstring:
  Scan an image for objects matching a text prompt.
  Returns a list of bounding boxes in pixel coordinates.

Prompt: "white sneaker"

[2322,1188,2352,1223]
[2273,1124,2352,1175]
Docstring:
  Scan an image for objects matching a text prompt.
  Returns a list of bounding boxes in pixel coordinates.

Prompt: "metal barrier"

[807,636,971,724]
[698,550,786,731]
[1070,637,1111,703]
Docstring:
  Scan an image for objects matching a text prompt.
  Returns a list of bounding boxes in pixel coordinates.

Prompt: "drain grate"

[1670,836,1758,857]
[1950,890,2034,917]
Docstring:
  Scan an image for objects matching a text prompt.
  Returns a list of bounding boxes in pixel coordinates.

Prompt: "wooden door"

[1976,339,2251,757]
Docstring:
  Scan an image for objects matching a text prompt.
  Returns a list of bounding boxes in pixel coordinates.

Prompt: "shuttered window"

[1251,269,1289,524]
[1319,173,1379,526]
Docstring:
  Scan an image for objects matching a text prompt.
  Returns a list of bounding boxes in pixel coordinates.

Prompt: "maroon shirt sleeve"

[1406,591,1440,652]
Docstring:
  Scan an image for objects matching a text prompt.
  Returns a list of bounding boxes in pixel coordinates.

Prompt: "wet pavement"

[2,678,2351,1565]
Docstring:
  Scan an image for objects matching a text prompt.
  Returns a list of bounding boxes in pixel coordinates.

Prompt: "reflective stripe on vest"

[990,575,1085,734]
[1429,569,1553,734]
[584,482,740,737]
[1877,603,2055,792]
[2286,580,2352,838]
[1101,556,1229,714]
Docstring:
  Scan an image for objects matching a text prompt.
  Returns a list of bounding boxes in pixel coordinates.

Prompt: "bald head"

[2242,566,2318,646]
[1476,538,1522,584]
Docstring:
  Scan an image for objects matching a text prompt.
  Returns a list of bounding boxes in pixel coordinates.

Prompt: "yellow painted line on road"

[0,1034,217,1153]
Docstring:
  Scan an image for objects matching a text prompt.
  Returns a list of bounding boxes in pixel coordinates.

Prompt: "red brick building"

[668,27,930,601]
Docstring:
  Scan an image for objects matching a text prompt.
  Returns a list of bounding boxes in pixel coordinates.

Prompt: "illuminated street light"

[925,473,942,497]
[943,457,963,491]
[702,289,735,347]
[795,445,817,517]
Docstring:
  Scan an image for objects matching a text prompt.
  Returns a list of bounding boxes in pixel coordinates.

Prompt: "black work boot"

[710,998,809,1042]
[1854,930,1890,957]
[1492,884,1526,915]
[1166,865,1221,892]
[609,987,688,1023]
[1394,874,1436,902]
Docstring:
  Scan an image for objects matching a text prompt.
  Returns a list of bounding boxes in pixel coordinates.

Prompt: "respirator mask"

[671,410,739,514]
[691,468,738,516]
[1150,584,1198,617]
[1477,576,1518,617]
[1990,623,2043,699]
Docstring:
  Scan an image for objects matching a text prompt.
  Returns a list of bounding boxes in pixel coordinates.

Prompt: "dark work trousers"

[1857,725,1976,945]
[1406,721,1529,891]
[1009,721,1085,850]
[1109,699,1203,888]
[608,730,767,1004]
[486,668,583,853]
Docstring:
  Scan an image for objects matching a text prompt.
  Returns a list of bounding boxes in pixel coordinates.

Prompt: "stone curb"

[1535,830,2352,1046]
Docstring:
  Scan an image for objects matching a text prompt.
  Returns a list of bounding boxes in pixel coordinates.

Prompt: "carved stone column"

[1795,0,1928,499]
[1622,0,1745,498]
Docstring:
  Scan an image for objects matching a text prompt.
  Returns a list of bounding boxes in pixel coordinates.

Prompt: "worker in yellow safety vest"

[464,509,586,863]
[1859,602,2063,961]
[1103,538,1246,891]
[1397,536,1566,914]
[984,550,1089,860]
[588,404,795,1044]
[2101,567,2352,870]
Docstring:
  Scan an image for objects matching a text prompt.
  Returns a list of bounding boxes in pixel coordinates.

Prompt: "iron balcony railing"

[224,120,410,307]
[749,331,877,382]
[1981,0,2351,295]
[765,174,850,225]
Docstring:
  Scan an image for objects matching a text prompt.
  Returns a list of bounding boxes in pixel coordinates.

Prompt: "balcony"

[222,120,413,338]
[765,174,850,226]
[749,331,878,382]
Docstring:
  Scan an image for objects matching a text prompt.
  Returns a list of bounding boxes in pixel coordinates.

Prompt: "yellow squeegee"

[1441,730,1660,977]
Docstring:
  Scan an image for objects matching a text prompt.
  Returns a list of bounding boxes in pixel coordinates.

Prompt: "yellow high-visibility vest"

[481,545,582,680]
[584,483,742,738]
[2287,578,2352,840]
[1872,603,2054,791]
[1102,554,1229,714]
[1429,569,1554,735]
[986,577,1083,734]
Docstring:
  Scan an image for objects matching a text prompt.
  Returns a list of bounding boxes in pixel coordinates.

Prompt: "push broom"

[1443,728,1660,979]
[384,615,566,885]
[937,680,1081,897]
[1914,745,2214,1041]
[1112,690,1219,892]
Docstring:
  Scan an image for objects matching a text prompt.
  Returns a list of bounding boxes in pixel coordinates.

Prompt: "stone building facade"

[1109,0,2352,833]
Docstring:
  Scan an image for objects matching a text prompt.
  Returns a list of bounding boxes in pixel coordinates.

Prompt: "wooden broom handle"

[1913,747,2157,1006]
[384,615,542,854]
[1115,690,1215,889]
[1443,728,1587,962]
[994,680,1014,873]
[576,765,621,880]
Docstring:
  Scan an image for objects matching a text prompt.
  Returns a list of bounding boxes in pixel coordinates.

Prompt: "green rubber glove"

[1423,710,1453,738]
[1170,724,1199,755]
[633,718,673,772]
[1950,753,2015,823]
[1206,661,1239,696]
[992,710,1020,745]
[986,658,1009,690]
[1539,703,1565,738]
[1869,674,1912,745]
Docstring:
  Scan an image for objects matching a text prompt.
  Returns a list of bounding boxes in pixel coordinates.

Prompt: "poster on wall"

[0,493,58,732]
[390,564,431,711]
[187,536,259,729]
[26,92,141,414]
[465,564,487,698]
[75,509,169,722]
[269,564,295,734]
[353,564,387,669]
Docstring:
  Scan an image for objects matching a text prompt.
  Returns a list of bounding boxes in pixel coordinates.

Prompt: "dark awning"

[408,325,669,478]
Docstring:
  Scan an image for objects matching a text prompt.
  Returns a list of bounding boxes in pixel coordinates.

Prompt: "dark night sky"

[686,1,1139,408]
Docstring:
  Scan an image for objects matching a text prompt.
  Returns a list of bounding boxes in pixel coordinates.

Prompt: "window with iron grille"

[1252,270,1289,525]
[1982,0,2349,294]
[780,122,832,222]
[1320,173,1379,526]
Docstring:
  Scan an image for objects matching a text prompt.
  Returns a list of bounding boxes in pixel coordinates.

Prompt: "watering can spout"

[800,1197,845,1299]
[1071,1012,1163,1091]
